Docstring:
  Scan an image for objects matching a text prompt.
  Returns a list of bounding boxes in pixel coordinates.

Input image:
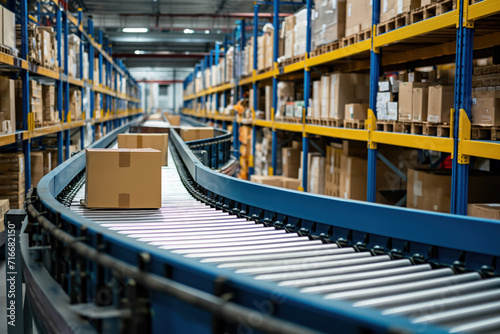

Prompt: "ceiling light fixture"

[122,28,148,33]
[205,30,210,34]
[184,29,195,34]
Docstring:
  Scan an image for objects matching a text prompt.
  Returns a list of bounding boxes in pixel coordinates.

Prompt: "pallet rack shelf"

[182,0,500,215]
[0,0,142,193]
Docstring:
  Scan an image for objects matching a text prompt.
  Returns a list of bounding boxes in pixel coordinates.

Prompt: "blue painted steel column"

[64,10,70,160]
[99,30,104,122]
[78,9,85,150]
[21,0,31,191]
[249,4,259,178]
[367,0,381,202]
[88,18,95,142]
[270,0,279,175]
[450,0,474,215]
[301,0,312,191]
[56,7,63,165]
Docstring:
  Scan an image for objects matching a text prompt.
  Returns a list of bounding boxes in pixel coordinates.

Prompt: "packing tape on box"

[118,193,130,208]
[137,136,143,148]
[119,151,131,168]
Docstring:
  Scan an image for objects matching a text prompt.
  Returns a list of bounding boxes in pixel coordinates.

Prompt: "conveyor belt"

[68,150,500,334]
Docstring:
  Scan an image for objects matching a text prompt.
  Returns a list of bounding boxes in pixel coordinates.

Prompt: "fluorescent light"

[134,50,146,55]
[205,30,210,34]
[123,28,148,33]
[184,29,194,34]
[185,51,190,55]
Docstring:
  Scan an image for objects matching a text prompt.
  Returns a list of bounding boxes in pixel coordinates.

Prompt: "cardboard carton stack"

[0,152,25,209]
[312,0,346,48]
[42,85,58,124]
[376,79,398,121]
[69,87,82,121]
[2,7,16,51]
[18,22,41,63]
[426,85,454,123]
[239,126,252,180]
[308,153,326,195]
[311,73,370,121]
[0,78,15,134]
[282,15,295,60]
[118,133,169,166]
[293,8,308,57]
[254,128,273,175]
[324,143,343,197]
[282,142,302,178]
[345,0,372,36]
[0,199,9,233]
[15,80,43,128]
[31,151,44,187]
[468,204,500,220]
[380,0,420,23]
[407,169,500,213]
[471,88,500,126]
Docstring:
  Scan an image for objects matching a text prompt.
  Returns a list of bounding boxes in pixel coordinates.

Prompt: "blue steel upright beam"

[214,43,220,115]
[450,0,474,215]
[88,18,95,142]
[56,7,63,165]
[20,0,31,191]
[78,9,85,150]
[99,30,104,122]
[271,0,279,175]
[301,0,312,191]
[249,3,259,178]
[367,0,381,202]
[63,10,70,161]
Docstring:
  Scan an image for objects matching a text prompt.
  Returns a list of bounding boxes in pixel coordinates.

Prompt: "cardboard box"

[312,0,346,47]
[321,75,331,119]
[0,78,15,133]
[118,133,169,166]
[308,153,325,195]
[31,151,44,187]
[407,169,500,213]
[468,204,500,220]
[427,85,454,123]
[313,80,321,119]
[282,177,300,190]
[412,87,429,122]
[42,85,56,122]
[3,8,16,49]
[282,147,301,178]
[330,73,370,119]
[386,102,398,121]
[250,175,283,187]
[85,149,162,209]
[43,151,52,175]
[345,0,372,36]
[471,90,500,126]
[398,82,427,121]
[180,127,214,142]
[166,114,181,126]
[294,8,308,56]
[0,199,9,233]
[380,0,420,23]
[345,103,368,121]
[283,15,295,59]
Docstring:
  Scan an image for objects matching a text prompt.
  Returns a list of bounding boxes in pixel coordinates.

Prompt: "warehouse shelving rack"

[182,0,500,215]
[0,0,142,192]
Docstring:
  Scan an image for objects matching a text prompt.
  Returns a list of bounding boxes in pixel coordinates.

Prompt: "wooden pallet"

[310,41,341,58]
[376,121,403,132]
[411,122,424,135]
[423,122,451,137]
[43,120,59,127]
[257,66,272,74]
[282,54,305,66]
[471,126,500,141]
[341,34,358,48]
[377,13,411,35]
[0,44,17,57]
[281,116,302,123]
[344,119,365,129]
[357,28,372,42]
[411,0,455,24]
[399,121,413,134]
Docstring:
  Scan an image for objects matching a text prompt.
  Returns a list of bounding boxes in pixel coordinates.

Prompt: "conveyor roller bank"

[18,114,500,334]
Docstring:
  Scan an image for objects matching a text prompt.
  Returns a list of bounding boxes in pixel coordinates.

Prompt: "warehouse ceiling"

[72,0,304,79]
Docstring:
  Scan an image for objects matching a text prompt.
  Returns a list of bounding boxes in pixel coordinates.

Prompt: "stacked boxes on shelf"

[345,0,372,37]
[2,7,16,51]
[377,79,399,121]
[15,80,43,128]
[0,152,25,209]
[0,78,15,134]
[42,85,59,125]
[311,0,346,48]
[69,87,82,121]
[471,62,500,126]
[254,128,273,175]
[239,125,252,180]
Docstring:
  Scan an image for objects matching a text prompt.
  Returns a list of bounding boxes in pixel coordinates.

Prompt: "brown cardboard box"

[180,127,214,142]
[398,82,428,122]
[283,15,295,59]
[412,87,429,122]
[0,78,15,133]
[166,114,181,126]
[257,35,266,71]
[282,177,300,190]
[380,0,420,23]
[69,88,82,121]
[330,73,370,119]
[40,29,52,66]
[0,199,10,233]
[42,85,56,122]
[345,0,372,36]
[471,90,500,126]
[118,133,169,166]
[85,149,162,209]
[250,175,283,187]
[282,147,301,178]
[427,85,454,123]
[0,152,25,209]
[342,140,367,158]
[345,103,369,121]
[407,169,500,213]
[468,204,500,220]
[31,151,44,187]
[308,154,325,195]
[312,0,346,47]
